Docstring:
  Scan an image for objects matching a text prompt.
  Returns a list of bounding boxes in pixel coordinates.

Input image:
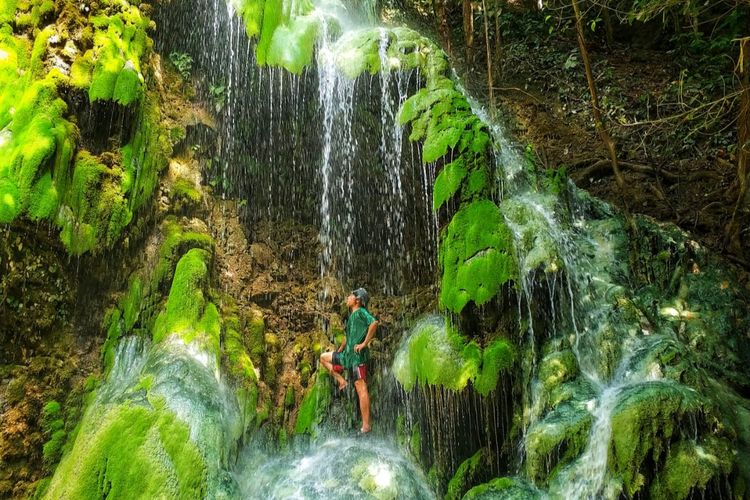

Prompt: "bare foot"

[337,378,348,391]
[360,425,371,434]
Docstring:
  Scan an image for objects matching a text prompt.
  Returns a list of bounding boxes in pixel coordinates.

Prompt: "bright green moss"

[294,370,332,436]
[474,339,514,395]
[101,309,123,375]
[439,200,517,313]
[86,6,150,105]
[122,276,143,331]
[0,178,21,222]
[0,0,17,24]
[152,248,214,347]
[247,306,266,365]
[0,59,73,226]
[56,150,132,255]
[122,93,171,215]
[153,218,215,291]
[433,159,466,211]
[446,448,490,500]
[235,0,318,73]
[15,0,54,29]
[225,316,258,385]
[171,177,201,205]
[393,316,513,394]
[44,404,207,499]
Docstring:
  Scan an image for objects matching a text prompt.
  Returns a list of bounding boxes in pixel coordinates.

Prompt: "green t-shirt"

[340,307,376,369]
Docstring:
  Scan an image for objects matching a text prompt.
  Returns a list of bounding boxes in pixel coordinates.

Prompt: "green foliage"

[169,51,193,80]
[208,83,227,113]
[439,200,517,313]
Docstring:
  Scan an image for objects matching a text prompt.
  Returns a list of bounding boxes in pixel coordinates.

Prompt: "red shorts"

[332,352,367,382]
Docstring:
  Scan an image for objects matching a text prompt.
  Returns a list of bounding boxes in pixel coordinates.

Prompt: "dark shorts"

[332,352,367,382]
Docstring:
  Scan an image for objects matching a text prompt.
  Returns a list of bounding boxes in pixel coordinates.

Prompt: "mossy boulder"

[445,448,491,500]
[294,369,332,437]
[525,402,592,485]
[608,381,713,496]
[439,201,517,314]
[44,404,207,499]
[463,477,542,499]
[649,437,734,500]
[392,315,514,394]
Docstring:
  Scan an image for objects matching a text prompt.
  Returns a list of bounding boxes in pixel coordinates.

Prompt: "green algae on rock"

[439,200,517,313]
[445,447,491,500]
[44,404,207,499]
[0,0,169,255]
[294,369,332,436]
[393,315,514,394]
[463,476,542,499]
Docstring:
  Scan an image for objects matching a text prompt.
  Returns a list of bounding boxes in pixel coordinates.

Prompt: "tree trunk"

[482,0,495,112]
[727,37,750,254]
[494,2,503,82]
[434,0,452,57]
[463,0,474,67]
[571,0,625,191]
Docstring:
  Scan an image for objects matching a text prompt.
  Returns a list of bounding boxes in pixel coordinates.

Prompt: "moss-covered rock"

[525,402,592,484]
[439,200,517,313]
[463,477,542,499]
[152,248,221,364]
[649,437,733,500]
[0,0,168,255]
[393,315,514,394]
[44,403,207,499]
[446,447,491,500]
[608,381,711,497]
[294,369,332,436]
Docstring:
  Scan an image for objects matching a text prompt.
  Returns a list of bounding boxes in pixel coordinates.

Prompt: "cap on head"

[351,287,369,308]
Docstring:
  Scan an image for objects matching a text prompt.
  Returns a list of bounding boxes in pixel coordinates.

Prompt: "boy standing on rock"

[320,288,379,433]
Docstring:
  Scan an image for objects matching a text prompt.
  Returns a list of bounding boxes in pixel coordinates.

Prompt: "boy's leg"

[354,376,371,433]
[320,352,347,389]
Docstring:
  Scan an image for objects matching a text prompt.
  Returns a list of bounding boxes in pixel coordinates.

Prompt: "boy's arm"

[337,337,346,353]
[354,321,379,353]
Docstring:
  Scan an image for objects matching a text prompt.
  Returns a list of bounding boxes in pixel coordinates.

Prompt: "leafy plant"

[208,83,227,113]
[169,51,193,80]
